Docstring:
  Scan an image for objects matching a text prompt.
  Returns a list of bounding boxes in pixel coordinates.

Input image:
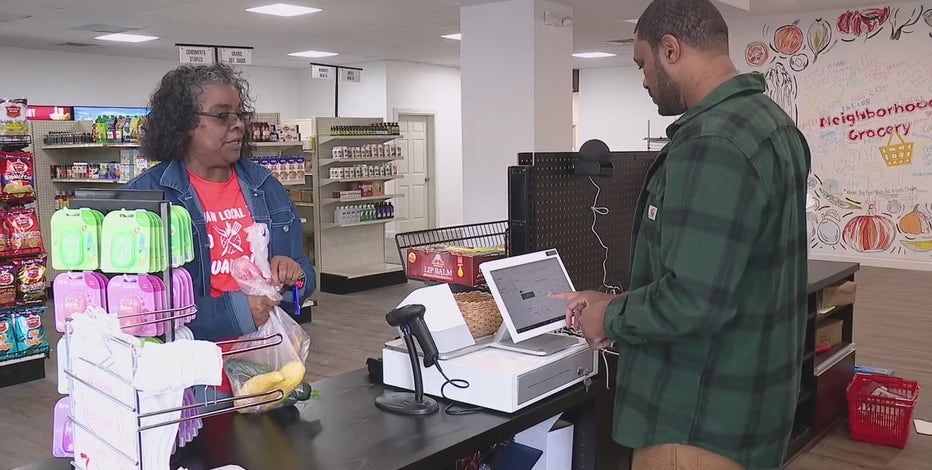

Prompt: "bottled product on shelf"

[333,202,395,226]
[85,115,145,144]
[328,163,397,180]
[250,122,301,143]
[51,163,122,181]
[331,143,402,159]
[329,122,400,136]
[251,156,306,185]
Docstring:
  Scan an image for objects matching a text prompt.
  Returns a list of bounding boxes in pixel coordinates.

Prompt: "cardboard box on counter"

[405,245,505,286]
[821,281,857,309]
[817,318,844,347]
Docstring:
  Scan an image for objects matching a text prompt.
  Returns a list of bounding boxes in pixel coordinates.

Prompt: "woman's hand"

[248,294,280,328]
[270,256,304,288]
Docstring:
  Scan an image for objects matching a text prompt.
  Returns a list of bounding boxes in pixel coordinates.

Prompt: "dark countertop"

[808,259,859,293]
[18,368,597,470]
[18,260,859,470]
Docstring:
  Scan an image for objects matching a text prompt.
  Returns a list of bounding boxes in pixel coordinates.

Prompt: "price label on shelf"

[178,45,216,64]
[311,65,332,79]
[219,47,252,66]
[341,69,361,83]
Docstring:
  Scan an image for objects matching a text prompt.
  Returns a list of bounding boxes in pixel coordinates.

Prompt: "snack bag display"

[0,210,9,257]
[0,98,28,136]
[0,262,16,308]
[13,307,48,355]
[5,208,43,256]
[14,255,47,304]
[0,314,16,357]
[0,152,36,203]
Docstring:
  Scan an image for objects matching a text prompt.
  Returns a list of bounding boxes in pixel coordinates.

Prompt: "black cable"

[434,362,484,415]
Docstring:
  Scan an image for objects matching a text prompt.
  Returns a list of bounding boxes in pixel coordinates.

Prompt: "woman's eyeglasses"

[196,111,253,126]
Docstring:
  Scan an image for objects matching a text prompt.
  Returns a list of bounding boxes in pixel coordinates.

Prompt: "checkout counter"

[16,260,857,470]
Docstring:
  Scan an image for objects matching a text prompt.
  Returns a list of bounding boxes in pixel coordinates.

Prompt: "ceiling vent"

[56,42,99,48]
[70,24,139,33]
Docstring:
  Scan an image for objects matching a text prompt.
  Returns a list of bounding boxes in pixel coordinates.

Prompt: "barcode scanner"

[375,304,441,415]
[386,304,439,368]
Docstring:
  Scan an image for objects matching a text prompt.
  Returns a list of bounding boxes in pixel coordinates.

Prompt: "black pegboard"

[508,152,657,291]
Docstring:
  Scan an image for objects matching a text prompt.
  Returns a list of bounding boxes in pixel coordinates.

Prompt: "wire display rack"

[394,220,509,291]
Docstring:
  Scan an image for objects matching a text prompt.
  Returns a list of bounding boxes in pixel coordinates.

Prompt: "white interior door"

[395,114,433,234]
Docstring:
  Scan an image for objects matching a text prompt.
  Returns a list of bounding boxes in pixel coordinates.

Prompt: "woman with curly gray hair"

[125,63,315,403]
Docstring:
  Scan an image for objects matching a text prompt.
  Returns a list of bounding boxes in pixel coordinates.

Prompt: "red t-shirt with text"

[188,169,255,297]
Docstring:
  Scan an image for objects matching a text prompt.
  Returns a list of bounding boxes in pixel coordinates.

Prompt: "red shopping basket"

[847,373,920,448]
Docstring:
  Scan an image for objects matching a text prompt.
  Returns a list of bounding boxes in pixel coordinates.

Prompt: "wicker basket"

[453,291,502,338]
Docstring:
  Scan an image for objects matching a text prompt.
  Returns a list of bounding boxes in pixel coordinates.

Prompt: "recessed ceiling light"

[573,52,616,58]
[288,50,339,58]
[246,3,322,17]
[95,33,159,43]
[441,33,461,40]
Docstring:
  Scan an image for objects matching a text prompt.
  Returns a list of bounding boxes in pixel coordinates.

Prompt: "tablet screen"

[487,257,572,333]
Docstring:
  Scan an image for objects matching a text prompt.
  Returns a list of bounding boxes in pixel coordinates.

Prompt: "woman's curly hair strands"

[141,63,255,162]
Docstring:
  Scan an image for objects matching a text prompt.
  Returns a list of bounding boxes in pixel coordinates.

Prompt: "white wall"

[576,66,676,151]
[337,61,388,118]
[0,46,304,118]
[386,61,463,227]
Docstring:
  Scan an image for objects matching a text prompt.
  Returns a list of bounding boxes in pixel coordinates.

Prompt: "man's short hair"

[635,0,729,53]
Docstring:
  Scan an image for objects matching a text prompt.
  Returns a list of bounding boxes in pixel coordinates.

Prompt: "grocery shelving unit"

[30,120,137,280]
[311,117,406,294]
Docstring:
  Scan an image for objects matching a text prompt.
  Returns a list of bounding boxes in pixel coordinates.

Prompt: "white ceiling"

[0,0,912,69]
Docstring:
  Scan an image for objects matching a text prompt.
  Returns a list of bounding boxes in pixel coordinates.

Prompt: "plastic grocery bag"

[224,223,312,414]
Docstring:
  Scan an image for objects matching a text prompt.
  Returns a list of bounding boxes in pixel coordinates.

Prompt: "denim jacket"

[124,159,316,341]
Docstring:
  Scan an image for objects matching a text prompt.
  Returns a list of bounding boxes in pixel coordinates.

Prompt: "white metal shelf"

[318,134,399,145]
[43,143,139,150]
[320,176,397,185]
[319,157,402,167]
[323,218,396,230]
[326,263,404,279]
[51,179,120,184]
[321,194,403,205]
[0,353,46,368]
[252,141,303,148]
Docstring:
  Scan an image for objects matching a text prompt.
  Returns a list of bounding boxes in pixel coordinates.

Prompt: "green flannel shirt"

[603,73,810,470]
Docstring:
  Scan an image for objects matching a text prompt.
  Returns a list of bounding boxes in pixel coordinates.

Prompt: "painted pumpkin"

[842,207,896,252]
[774,21,804,55]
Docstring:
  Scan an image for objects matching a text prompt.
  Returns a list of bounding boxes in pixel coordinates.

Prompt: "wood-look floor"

[1,266,929,469]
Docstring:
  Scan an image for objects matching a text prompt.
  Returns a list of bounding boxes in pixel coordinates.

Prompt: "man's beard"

[655,65,686,116]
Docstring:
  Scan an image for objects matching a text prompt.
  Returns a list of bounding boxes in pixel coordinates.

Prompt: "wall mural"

[743,2,932,260]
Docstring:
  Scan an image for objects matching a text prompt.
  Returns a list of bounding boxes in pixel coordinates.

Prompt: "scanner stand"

[489,325,580,357]
[375,323,440,415]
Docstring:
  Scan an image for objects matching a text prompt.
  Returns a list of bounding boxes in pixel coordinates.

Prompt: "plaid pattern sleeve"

[602,73,810,470]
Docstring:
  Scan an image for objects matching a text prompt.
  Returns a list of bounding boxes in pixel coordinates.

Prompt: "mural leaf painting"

[889,6,926,40]
[808,18,833,62]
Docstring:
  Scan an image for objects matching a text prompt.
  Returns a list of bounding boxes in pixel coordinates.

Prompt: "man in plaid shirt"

[553,0,810,469]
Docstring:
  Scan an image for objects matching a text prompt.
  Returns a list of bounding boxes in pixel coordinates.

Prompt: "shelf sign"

[219,47,252,65]
[27,106,73,121]
[178,45,215,64]
[341,69,361,83]
[311,65,332,79]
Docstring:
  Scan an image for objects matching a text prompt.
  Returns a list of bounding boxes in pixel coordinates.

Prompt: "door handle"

[424,177,431,182]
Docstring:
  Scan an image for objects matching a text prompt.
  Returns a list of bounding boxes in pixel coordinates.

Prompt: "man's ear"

[659,34,681,64]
